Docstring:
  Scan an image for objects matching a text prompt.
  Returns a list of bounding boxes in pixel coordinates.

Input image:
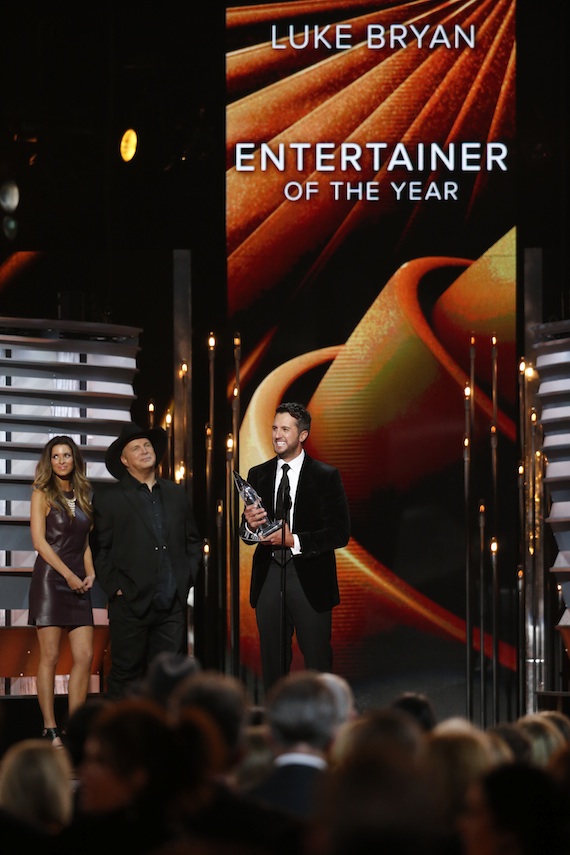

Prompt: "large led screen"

[226,0,517,711]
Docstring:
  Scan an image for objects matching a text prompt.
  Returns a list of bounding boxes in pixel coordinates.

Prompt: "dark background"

[0,3,227,429]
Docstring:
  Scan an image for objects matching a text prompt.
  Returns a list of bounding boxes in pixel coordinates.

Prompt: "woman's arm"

[82,541,96,591]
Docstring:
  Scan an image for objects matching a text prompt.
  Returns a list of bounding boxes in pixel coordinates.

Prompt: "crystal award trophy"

[233,471,283,541]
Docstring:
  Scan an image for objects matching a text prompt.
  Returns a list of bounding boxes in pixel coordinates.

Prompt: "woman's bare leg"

[36,625,63,744]
[67,625,94,716]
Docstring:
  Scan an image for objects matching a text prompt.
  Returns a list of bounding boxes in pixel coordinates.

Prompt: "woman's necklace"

[63,489,76,516]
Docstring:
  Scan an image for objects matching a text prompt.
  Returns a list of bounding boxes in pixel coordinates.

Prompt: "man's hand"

[259,523,294,548]
[244,502,267,530]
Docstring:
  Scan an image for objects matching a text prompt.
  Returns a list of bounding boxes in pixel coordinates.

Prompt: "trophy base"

[258,519,283,538]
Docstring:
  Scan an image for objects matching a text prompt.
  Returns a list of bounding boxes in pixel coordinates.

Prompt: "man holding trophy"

[238,402,350,692]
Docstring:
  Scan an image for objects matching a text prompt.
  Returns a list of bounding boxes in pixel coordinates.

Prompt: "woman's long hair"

[33,435,93,523]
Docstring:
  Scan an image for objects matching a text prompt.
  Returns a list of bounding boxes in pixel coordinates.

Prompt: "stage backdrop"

[226,0,517,714]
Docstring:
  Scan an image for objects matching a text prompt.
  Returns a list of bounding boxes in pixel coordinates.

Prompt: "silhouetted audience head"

[64,696,109,773]
[317,673,357,729]
[390,690,437,732]
[168,706,227,817]
[231,723,274,790]
[330,706,424,768]
[422,719,497,836]
[311,746,444,855]
[485,728,516,765]
[130,651,202,708]
[77,697,180,817]
[487,721,533,765]
[538,709,570,744]
[169,670,251,773]
[0,738,74,835]
[548,739,570,803]
[264,670,338,754]
[168,673,308,855]
[459,762,570,855]
[516,712,566,767]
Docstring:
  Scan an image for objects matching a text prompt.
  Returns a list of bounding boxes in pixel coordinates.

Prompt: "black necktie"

[276,464,291,526]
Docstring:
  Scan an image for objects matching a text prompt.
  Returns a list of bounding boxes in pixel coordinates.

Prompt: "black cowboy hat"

[105,423,168,480]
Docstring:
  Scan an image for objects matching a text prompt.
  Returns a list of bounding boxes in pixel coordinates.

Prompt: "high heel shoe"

[42,727,63,747]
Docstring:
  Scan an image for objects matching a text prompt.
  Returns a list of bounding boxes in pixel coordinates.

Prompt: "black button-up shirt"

[129,474,177,610]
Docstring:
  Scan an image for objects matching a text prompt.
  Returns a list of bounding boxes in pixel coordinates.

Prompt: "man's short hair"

[265,670,337,751]
[275,402,311,436]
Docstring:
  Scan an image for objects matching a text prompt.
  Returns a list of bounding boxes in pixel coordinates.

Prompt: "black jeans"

[105,594,187,699]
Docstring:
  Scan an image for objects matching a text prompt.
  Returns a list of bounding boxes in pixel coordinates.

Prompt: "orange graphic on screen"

[226,0,517,679]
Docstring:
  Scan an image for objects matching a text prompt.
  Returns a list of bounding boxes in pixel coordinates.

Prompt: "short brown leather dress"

[28,502,94,627]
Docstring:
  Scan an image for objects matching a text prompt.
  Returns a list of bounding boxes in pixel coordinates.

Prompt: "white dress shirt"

[275,450,304,554]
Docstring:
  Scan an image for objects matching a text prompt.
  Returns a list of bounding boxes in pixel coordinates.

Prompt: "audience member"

[433,715,477,734]
[390,690,437,732]
[538,709,570,743]
[486,721,532,765]
[169,669,307,854]
[422,719,498,851]
[459,762,570,855]
[330,706,424,769]
[308,745,445,855]
[231,722,274,791]
[64,696,108,776]
[515,712,566,767]
[317,673,358,729]
[130,650,202,708]
[246,670,337,819]
[169,670,250,773]
[0,738,74,836]
[485,728,516,765]
[548,739,570,800]
[55,697,185,854]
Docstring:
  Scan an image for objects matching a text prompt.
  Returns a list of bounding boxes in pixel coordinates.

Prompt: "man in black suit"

[241,402,350,692]
[92,423,202,699]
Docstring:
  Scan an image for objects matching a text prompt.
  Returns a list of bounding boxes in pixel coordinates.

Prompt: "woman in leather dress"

[29,436,96,747]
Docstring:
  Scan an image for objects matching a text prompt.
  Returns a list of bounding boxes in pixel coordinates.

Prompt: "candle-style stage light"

[489,335,499,725]
[517,566,525,715]
[205,424,213,512]
[165,410,173,479]
[179,361,189,489]
[491,336,498,521]
[464,333,476,721]
[490,536,499,724]
[479,501,486,727]
[216,498,225,669]
[469,335,476,435]
[529,406,542,696]
[517,359,544,713]
[148,400,155,428]
[226,433,240,676]
[205,332,216,519]
[229,334,243,679]
[232,332,241,478]
[518,360,526,467]
[203,539,210,597]
[464,380,474,720]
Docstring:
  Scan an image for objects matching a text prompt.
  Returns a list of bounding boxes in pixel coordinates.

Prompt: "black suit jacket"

[247,761,328,819]
[242,454,350,612]
[91,474,202,616]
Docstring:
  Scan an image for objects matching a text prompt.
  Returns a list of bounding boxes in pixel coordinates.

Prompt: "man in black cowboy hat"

[91,423,203,699]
